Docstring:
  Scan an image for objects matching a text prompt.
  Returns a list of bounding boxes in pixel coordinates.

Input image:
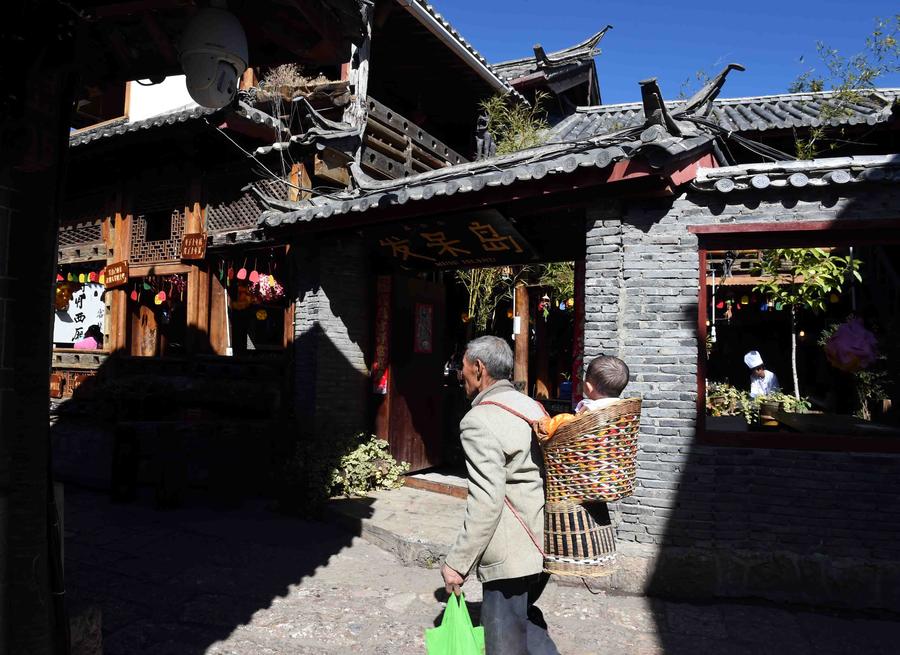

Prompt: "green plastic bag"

[425,593,485,655]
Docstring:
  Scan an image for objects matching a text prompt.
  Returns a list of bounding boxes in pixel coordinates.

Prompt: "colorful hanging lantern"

[760,302,768,312]
[130,289,138,302]
[558,301,566,311]
[56,273,64,282]
[830,293,840,303]
[256,309,268,321]
[153,293,163,306]
[566,298,574,309]
[716,301,725,309]
[78,273,85,283]
[249,270,260,283]
[775,302,783,311]
[506,309,514,319]
[740,295,750,305]
[88,271,99,283]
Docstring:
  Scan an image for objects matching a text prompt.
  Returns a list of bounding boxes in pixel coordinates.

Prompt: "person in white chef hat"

[744,350,781,398]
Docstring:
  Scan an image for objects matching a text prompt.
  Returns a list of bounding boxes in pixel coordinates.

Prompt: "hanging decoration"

[829,293,840,303]
[824,317,878,373]
[256,308,268,321]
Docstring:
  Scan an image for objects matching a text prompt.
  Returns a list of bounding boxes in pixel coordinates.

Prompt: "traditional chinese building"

[254,76,900,611]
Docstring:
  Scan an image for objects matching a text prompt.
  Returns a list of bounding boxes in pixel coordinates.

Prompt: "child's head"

[584,355,629,399]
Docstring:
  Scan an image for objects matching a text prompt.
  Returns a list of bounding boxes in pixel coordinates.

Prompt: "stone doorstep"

[327,485,651,593]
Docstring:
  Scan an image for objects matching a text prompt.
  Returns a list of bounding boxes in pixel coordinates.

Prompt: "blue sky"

[434,1,900,104]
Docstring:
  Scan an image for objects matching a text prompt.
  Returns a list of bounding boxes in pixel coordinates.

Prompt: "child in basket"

[537,355,631,441]
[575,355,630,414]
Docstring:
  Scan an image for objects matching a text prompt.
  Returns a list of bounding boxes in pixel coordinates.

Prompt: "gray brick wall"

[584,182,900,609]
[292,236,371,439]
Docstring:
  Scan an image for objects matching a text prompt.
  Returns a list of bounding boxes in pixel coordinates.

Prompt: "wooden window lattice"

[130,209,186,264]
[58,220,103,248]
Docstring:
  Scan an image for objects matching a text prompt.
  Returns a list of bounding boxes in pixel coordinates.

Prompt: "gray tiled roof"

[693,154,900,193]
[493,28,607,81]
[550,89,900,142]
[258,127,715,228]
[69,102,283,147]
[406,0,524,101]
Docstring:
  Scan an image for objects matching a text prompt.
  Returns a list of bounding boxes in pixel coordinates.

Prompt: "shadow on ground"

[64,485,371,654]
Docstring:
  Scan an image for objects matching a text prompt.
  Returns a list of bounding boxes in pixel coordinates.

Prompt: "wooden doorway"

[379,275,446,472]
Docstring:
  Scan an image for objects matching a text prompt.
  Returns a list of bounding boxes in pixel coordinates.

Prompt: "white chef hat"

[744,350,764,368]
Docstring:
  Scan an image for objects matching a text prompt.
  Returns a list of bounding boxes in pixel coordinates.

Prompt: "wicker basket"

[543,500,617,578]
[542,398,641,504]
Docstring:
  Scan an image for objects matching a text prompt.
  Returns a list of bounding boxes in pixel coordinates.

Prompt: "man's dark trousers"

[481,573,560,655]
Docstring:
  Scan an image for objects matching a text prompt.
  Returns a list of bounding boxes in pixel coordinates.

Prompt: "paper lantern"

[67,273,74,282]
[760,302,768,311]
[825,318,878,373]
[78,273,85,283]
[256,309,268,321]
[249,270,259,283]
[157,290,167,302]
[99,273,105,285]
[775,302,783,311]
[566,298,574,308]
[716,301,725,309]
[56,273,64,282]
[88,271,98,282]
[506,309,514,319]
[740,295,750,305]
[153,293,163,306]
[558,301,566,310]
[130,289,138,301]
[830,293,840,303]
[237,267,247,280]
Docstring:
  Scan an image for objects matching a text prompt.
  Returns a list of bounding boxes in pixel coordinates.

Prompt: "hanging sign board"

[370,209,537,268]
[181,232,207,260]
[104,261,128,289]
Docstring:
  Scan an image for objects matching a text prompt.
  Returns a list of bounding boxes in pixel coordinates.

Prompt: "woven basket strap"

[504,497,545,557]
[478,400,549,424]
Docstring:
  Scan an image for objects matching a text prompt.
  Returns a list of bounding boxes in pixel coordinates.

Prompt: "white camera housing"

[179,8,248,109]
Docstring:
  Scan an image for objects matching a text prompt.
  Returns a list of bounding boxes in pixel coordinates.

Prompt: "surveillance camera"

[179,8,248,109]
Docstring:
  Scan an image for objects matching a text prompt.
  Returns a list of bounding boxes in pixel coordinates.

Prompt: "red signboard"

[181,233,207,260]
[104,261,128,289]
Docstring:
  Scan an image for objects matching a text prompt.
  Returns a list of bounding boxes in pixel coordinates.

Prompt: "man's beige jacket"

[445,380,547,583]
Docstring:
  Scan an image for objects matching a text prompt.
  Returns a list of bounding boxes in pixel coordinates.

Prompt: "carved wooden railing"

[362,97,468,179]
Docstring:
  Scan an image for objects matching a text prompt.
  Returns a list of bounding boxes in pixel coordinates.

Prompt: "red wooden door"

[386,276,445,471]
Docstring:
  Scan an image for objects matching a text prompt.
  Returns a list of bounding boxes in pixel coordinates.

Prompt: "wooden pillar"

[341,3,372,164]
[513,282,529,387]
[106,191,130,352]
[184,181,209,353]
[0,20,77,653]
[534,289,551,399]
[209,271,229,356]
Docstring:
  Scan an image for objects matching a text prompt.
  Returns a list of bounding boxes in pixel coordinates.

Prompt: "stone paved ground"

[64,487,900,655]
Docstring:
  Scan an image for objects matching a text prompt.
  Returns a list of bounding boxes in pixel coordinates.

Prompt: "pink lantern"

[824,318,878,373]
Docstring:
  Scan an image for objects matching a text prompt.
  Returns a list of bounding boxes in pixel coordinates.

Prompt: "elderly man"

[441,336,559,655]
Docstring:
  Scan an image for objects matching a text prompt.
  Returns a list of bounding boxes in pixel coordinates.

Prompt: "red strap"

[476,398,548,558]
[478,399,549,423]
[504,497,545,557]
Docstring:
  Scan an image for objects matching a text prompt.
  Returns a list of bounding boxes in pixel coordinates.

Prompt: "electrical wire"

[204,118,346,200]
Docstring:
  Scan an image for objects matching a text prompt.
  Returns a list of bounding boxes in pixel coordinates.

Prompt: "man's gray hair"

[465,336,514,381]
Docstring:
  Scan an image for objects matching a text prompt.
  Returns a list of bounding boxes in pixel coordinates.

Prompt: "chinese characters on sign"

[104,261,128,289]
[53,282,105,344]
[373,210,534,268]
[181,233,207,260]
[413,303,434,354]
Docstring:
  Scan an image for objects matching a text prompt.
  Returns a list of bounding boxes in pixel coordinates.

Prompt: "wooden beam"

[90,0,194,18]
[314,148,351,186]
[141,12,178,67]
